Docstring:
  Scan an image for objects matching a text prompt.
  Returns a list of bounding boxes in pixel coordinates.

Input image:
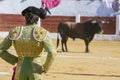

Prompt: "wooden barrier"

[80,16,116,34]
[41,16,75,32]
[0,14,25,31]
[0,14,116,34]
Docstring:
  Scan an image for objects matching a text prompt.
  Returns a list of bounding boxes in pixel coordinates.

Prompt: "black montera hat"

[22,6,47,19]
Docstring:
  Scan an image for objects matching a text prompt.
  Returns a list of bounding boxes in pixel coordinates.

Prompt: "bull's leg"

[63,37,68,52]
[64,40,68,52]
[61,34,68,52]
[84,38,89,53]
[89,35,94,42]
[61,40,65,52]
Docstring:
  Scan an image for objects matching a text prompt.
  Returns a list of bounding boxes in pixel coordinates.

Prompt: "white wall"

[0,0,115,16]
[0,0,120,40]
[0,0,41,14]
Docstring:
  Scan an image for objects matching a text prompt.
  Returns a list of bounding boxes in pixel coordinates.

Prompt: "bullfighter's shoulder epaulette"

[8,26,23,40]
[33,26,48,42]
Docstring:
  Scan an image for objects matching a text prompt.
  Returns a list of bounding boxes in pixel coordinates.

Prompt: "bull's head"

[92,20,103,34]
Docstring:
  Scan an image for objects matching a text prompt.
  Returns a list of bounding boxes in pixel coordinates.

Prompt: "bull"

[56,20,103,53]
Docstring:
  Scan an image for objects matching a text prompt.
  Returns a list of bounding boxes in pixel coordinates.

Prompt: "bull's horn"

[100,30,104,34]
[102,21,105,23]
[92,20,96,23]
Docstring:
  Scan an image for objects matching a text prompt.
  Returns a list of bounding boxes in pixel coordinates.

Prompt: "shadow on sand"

[57,50,86,53]
[50,72,120,77]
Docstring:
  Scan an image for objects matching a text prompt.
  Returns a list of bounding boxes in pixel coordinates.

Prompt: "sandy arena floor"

[0,38,120,80]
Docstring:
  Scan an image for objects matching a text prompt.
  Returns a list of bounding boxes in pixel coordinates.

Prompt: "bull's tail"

[56,33,60,48]
[56,22,62,48]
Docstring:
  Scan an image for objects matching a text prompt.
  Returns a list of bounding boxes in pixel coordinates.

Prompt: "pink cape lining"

[41,0,61,9]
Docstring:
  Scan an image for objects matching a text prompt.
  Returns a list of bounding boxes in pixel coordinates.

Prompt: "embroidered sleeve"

[0,37,18,65]
[8,26,23,40]
[42,36,57,72]
[33,27,48,42]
